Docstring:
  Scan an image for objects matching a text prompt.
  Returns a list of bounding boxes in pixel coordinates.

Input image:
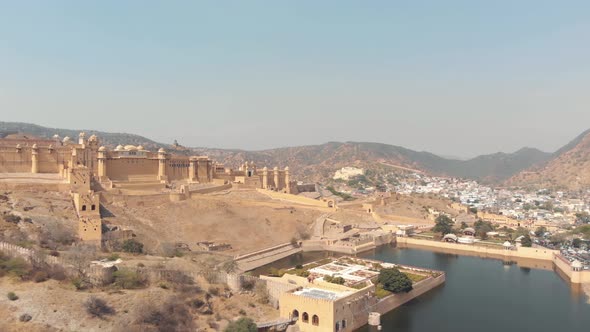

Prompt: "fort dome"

[503,241,512,247]
[137,145,144,151]
[98,146,106,151]
[572,260,583,269]
[158,148,166,153]
[115,145,124,151]
[89,134,98,141]
[62,136,71,142]
[124,145,137,151]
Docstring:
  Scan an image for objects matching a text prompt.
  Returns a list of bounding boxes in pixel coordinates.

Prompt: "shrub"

[241,279,256,291]
[33,270,49,283]
[323,275,345,285]
[7,292,18,301]
[224,317,257,332]
[72,277,91,290]
[112,269,146,289]
[239,309,247,315]
[139,299,194,332]
[1,257,32,278]
[49,266,67,281]
[107,253,120,261]
[85,296,115,318]
[19,313,32,322]
[49,250,60,257]
[3,213,21,224]
[121,239,144,254]
[208,286,220,296]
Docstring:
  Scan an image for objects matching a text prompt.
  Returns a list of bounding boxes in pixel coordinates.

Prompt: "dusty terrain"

[0,276,277,332]
[0,190,78,246]
[102,190,322,255]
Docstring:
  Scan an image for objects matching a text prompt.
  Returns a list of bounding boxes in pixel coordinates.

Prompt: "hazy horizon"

[1,1,589,158]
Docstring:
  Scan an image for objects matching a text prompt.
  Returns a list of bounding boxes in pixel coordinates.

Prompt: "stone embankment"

[398,236,590,284]
[375,272,445,315]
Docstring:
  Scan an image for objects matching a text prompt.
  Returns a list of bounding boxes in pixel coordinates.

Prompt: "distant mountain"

[0,121,170,152]
[0,121,558,185]
[506,129,590,190]
[192,141,551,184]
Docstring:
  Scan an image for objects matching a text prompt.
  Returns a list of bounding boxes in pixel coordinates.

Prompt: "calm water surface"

[356,245,590,332]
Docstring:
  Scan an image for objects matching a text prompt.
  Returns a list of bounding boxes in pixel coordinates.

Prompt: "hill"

[192,141,550,184]
[0,121,554,184]
[506,129,590,190]
[0,121,170,152]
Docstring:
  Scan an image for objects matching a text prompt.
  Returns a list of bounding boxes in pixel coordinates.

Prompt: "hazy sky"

[1,1,589,158]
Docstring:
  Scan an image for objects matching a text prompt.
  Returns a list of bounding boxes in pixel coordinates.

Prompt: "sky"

[1,1,589,158]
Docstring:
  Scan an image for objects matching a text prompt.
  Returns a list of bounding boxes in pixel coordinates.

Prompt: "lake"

[250,245,590,332]
[355,245,590,332]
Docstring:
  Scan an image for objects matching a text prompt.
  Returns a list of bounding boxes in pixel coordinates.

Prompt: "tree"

[474,220,494,239]
[121,239,144,254]
[460,222,468,230]
[534,226,547,238]
[521,234,533,247]
[432,215,454,235]
[575,212,590,224]
[225,317,257,332]
[377,268,413,293]
[572,238,582,248]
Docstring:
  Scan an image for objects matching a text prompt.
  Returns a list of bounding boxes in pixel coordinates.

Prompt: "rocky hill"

[0,121,169,152]
[0,121,556,184]
[194,141,551,184]
[506,129,590,190]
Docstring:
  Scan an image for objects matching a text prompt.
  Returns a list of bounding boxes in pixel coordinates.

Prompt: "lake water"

[356,245,590,332]
[251,246,590,332]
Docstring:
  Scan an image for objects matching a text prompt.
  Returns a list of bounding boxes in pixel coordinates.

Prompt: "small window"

[91,204,96,211]
[312,315,319,326]
[82,205,86,211]
[302,312,309,323]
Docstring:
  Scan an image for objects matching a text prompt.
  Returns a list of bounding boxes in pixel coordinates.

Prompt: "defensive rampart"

[397,236,557,260]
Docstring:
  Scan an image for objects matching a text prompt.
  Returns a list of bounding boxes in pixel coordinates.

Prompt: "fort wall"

[397,236,557,261]
[257,189,335,209]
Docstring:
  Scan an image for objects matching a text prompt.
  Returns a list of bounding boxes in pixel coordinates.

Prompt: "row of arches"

[292,310,319,326]
[292,310,347,331]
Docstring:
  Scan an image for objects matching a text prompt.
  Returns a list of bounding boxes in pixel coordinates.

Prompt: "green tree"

[224,317,257,332]
[377,268,413,293]
[534,226,547,237]
[575,213,590,224]
[432,215,454,235]
[520,234,533,247]
[121,239,144,254]
[572,238,582,248]
[474,220,494,239]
